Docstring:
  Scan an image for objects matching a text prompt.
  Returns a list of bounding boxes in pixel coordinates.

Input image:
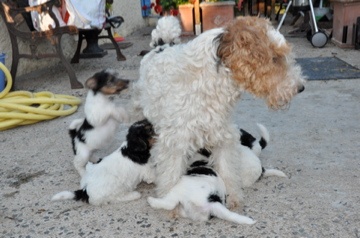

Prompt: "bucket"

[0,53,5,92]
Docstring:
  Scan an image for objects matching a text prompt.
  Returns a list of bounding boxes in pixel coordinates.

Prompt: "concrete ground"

[1,18,360,238]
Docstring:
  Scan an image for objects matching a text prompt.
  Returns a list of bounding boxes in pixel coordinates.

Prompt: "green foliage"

[159,0,190,10]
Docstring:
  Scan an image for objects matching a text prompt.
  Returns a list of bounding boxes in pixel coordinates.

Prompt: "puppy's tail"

[51,189,89,203]
[262,167,287,178]
[210,202,256,225]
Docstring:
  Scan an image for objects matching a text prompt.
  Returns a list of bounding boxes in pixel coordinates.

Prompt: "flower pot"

[179,4,195,35]
[200,1,235,32]
[330,0,360,48]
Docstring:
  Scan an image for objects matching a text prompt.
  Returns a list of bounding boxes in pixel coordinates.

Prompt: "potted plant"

[177,0,196,35]
[200,0,235,32]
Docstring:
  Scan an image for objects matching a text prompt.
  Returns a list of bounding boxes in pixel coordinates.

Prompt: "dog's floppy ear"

[121,138,150,165]
[85,77,97,89]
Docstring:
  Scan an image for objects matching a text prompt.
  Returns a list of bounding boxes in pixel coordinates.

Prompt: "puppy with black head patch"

[53,119,156,205]
[198,123,287,188]
[147,159,256,225]
[69,69,129,177]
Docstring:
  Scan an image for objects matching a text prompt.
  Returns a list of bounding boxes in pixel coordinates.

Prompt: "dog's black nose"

[298,85,305,93]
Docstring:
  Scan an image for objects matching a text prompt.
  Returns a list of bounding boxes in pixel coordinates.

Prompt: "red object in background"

[154,5,162,14]
[170,9,179,16]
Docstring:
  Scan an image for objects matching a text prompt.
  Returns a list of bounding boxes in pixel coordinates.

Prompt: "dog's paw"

[147,197,157,208]
[120,108,130,123]
[226,195,242,210]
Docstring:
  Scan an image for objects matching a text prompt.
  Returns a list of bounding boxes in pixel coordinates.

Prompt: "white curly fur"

[149,16,182,48]
[131,16,305,208]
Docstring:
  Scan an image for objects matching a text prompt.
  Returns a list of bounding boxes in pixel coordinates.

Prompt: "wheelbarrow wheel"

[310,30,328,48]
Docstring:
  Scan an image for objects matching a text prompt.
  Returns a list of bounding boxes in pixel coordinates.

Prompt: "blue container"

[140,0,152,17]
[0,53,5,92]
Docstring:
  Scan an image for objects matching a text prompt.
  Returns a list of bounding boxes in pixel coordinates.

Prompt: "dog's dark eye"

[273,57,278,63]
[158,38,165,46]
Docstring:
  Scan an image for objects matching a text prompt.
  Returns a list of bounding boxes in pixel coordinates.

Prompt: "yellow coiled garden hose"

[0,62,81,131]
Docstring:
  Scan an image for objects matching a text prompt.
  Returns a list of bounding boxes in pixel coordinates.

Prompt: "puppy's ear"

[85,77,97,89]
[127,138,148,152]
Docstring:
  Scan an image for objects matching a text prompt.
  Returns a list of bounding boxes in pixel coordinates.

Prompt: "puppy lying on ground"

[198,124,287,188]
[147,159,256,225]
[52,119,156,205]
[69,69,129,177]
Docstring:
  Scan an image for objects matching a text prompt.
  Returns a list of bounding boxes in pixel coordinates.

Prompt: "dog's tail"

[210,202,256,225]
[261,167,287,178]
[239,123,269,157]
[51,189,89,203]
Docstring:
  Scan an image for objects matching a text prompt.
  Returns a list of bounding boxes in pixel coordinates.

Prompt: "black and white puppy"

[52,119,156,206]
[198,123,287,188]
[147,159,256,225]
[69,69,129,177]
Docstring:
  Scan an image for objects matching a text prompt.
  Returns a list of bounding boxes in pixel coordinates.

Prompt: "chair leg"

[105,27,126,61]
[9,34,19,91]
[71,32,84,64]
[54,36,83,89]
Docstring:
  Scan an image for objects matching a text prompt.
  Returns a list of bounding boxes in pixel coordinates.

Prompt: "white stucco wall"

[0,1,152,77]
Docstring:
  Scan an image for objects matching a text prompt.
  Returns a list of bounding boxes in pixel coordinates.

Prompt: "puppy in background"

[139,15,182,56]
[147,159,256,225]
[69,69,129,177]
[52,119,156,206]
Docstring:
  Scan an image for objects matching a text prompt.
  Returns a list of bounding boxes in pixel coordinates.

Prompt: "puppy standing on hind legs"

[69,69,129,177]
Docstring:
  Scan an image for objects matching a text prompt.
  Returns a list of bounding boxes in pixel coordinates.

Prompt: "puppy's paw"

[117,107,129,123]
[147,196,157,208]
[226,195,242,210]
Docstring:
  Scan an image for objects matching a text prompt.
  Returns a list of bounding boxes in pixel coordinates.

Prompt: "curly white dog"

[149,15,181,48]
[132,16,306,208]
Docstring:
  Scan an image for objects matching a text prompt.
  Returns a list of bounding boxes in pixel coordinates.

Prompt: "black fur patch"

[69,128,77,155]
[121,119,154,165]
[208,193,222,203]
[259,137,267,149]
[78,119,94,143]
[257,167,266,181]
[190,160,209,167]
[69,119,94,155]
[197,148,212,158]
[157,38,165,46]
[239,128,256,149]
[89,70,111,94]
[74,189,89,203]
[208,193,223,219]
[187,167,217,177]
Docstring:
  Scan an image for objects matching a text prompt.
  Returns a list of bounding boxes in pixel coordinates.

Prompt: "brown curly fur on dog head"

[217,16,305,109]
